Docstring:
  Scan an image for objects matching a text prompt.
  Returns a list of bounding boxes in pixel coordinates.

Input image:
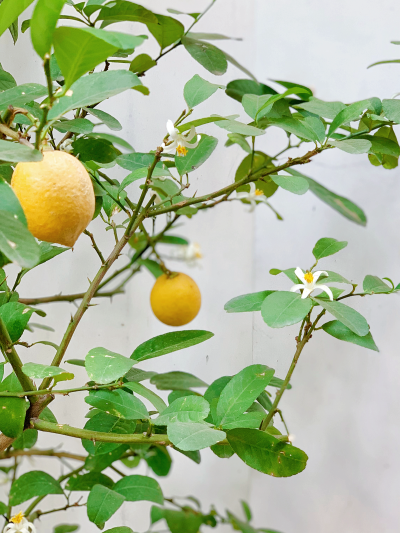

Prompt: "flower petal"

[300,288,312,299]
[166,119,176,136]
[294,267,306,284]
[313,270,328,283]
[316,284,334,301]
[185,126,196,141]
[290,284,306,293]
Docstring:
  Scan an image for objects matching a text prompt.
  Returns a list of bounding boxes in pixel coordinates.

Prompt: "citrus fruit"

[11,150,95,247]
[150,272,201,326]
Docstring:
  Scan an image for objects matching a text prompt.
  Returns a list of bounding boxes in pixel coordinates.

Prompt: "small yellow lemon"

[11,150,95,247]
[150,272,201,326]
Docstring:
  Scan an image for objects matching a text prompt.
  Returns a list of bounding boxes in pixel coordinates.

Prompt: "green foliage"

[30,0,66,58]
[184,74,223,108]
[175,135,218,176]
[224,291,274,313]
[154,396,210,425]
[131,330,214,362]
[85,347,133,384]
[0,302,44,341]
[114,474,164,503]
[85,389,149,419]
[312,238,348,260]
[0,0,35,39]
[262,292,313,328]
[313,298,369,336]
[182,36,228,76]
[151,372,208,391]
[10,471,63,505]
[87,484,125,528]
[322,320,379,351]
[168,422,226,451]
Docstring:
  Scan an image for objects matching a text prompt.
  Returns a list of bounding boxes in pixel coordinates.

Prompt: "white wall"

[1,1,399,532]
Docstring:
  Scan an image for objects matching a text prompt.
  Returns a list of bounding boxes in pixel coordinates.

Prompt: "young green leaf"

[0,0,35,38]
[123,382,167,414]
[328,99,380,137]
[85,389,149,419]
[114,475,163,503]
[261,292,312,328]
[131,330,214,362]
[329,139,372,154]
[0,141,42,164]
[12,428,38,450]
[96,2,157,26]
[150,372,208,391]
[154,396,210,425]
[181,36,227,76]
[227,428,308,477]
[30,0,66,58]
[85,347,134,384]
[147,14,184,50]
[87,485,125,529]
[226,79,277,103]
[167,422,226,451]
[224,291,274,313]
[363,275,392,294]
[221,412,265,431]
[84,107,122,131]
[322,320,379,352]
[175,135,218,176]
[0,302,44,341]
[294,97,346,119]
[0,84,47,110]
[216,365,274,426]
[312,238,348,260]
[312,298,369,336]
[53,118,94,134]
[10,471,63,505]
[184,74,223,108]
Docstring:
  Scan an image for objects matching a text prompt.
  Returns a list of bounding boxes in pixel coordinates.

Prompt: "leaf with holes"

[85,347,134,385]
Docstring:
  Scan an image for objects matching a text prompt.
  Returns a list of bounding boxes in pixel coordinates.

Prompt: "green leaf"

[268,117,318,142]
[147,14,184,50]
[0,0,35,38]
[131,330,214,362]
[0,141,42,163]
[114,475,163,503]
[123,368,156,383]
[53,526,79,533]
[0,397,28,438]
[211,443,234,458]
[84,107,122,131]
[54,27,146,89]
[330,138,372,154]
[145,445,171,476]
[168,422,226,451]
[152,507,203,533]
[0,84,47,109]
[87,485,125,529]
[124,382,167,414]
[216,365,274,426]
[85,444,129,473]
[66,472,114,491]
[261,292,312,328]
[117,152,157,171]
[184,74,223,108]
[286,169,367,226]
[82,412,136,456]
[182,36,227,76]
[312,238,348,260]
[0,302,44,342]
[312,298,369,336]
[103,529,132,533]
[363,275,392,294]
[12,428,37,450]
[175,134,218,176]
[224,291,274,313]
[22,363,68,379]
[294,97,346,120]
[221,412,265,431]
[215,119,265,137]
[85,389,149,419]
[382,99,400,123]
[359,133,400,156]
[66,359,85,367]
[129,53,157,74]
[271,174,309,195]
[0,181,27,225]
[30,0,66,58]
[235,151,277,198]
[10,471,63,505]
[227,428,308,477]
[85,347,133,385]
[49,70,141,120]
[154,396,210,425]
[0,64,16,91]
[150,372,208,391]
[226,133,252,153]
[322,320,378,352]
[73,137,118,164]
[328,99,379,137]
[54,118,94,134]
[97,2,157,26]
[226,79,277,103]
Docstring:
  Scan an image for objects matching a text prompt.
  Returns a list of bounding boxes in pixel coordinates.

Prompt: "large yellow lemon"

[150,272,201,326]
[11,150,95,247]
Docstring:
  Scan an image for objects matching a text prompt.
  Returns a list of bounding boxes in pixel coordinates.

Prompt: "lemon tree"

[0,1,398,532]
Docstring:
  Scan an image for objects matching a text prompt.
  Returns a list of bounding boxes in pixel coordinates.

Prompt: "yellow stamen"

[176,145,188,157]
[11,512,24,524]
[193,243,202,259]
[254,189,264,196]
[304,272,314,283]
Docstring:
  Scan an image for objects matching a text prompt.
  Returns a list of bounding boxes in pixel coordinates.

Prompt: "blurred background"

[1,1,400,532]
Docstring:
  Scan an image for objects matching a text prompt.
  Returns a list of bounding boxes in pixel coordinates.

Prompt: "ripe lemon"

[11,150,95,247]
[150,272,201,326]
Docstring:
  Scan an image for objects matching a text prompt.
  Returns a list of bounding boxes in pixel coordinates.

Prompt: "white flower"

[167,242,202,267]
[161,120,201,157]
[4,512,36,533]
[290,267,333,300]
[235,182,269,212]
[59,138,73,153]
